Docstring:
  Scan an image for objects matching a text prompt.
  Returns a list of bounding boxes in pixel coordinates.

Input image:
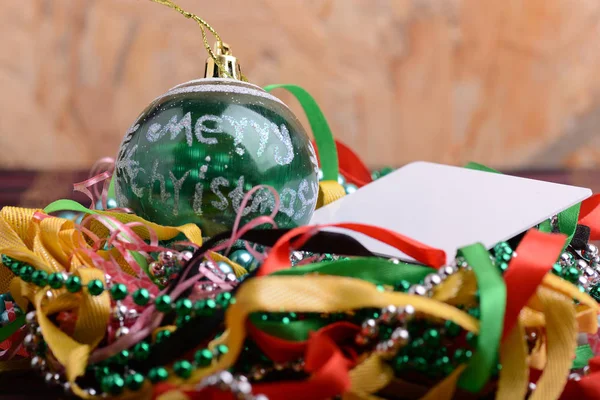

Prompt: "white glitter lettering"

[116,144,143,182]
[149,160,171,205]
[250,121,270,158]
[195,115,223,145]
[199,165,208,179]
[119,123,139,153]
[131,184,144,198]
[169,170,190,216]
[223,116,248,146]
[279,188,297,218]
[115,181,129,207]
[228,176,252,216]
[271,123,294,165]
[145,113,193,146]
[250,188,275,214]
[294,179,318,220]
[210,177,229,210]
[146,123,162,142]
[193,183,204,216]
[308,142,320,174]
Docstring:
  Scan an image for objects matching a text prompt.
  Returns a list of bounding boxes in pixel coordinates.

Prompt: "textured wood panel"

[2,0,600,170]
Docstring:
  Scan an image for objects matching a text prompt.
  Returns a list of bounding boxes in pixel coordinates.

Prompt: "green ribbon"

[0,314,25,343]
[457,243,506,392]
[465,162,580,249]
[538,219,552,233]
[108,176,116,199]
[44,199,99,215]
[272,257,432,286]
[464,162,499,174]
[248,318,331,341]
[264,84,339,181]
[573,343,594,369]
[251,258,432,341]
[557,203,580,251]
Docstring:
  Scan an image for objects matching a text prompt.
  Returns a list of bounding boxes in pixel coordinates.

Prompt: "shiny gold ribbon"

[0,206,203,398]
[172,275,478,390]
[316,180,346,209]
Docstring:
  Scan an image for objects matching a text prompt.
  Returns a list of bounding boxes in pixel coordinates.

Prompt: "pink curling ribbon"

[91,185,282,362]
[79,213,179,280]
[74,171,113,210]
[74,157,132,212]
[222,185,280,256]
[177,185,280,284]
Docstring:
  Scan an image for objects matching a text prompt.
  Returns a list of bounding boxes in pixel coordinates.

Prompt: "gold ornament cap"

[204,42,242,80]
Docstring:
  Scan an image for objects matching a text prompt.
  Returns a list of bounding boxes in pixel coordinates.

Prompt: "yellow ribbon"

[530,287,577,400]
[347,355,394,398]
[316,180,346,208]
[420,365,467,400]
[496,320,528,400]
[90,210,202,246]
[176,275,478,389]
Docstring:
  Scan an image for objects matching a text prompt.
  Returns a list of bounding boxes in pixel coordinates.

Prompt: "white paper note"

[309,162,592,264]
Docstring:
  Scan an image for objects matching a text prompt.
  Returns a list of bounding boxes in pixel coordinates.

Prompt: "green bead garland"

[48,272,64,289]
[155,330,172,343]
[133,288,151,306]
[195,348,213,367]
[110,283,128,300]
[590,285,600,302]
[215,344,229,356]
[87,279,105,296]
[65,275,82,293]
[147,367,169,383]
[0,255,245,395]
[563,266,580,283]
[19,265,34,282]
[101,373,125,395]
[133,342,151,361]
[155,294,172,312]
[173,360,193,379]
[125,372,145,391]
[176,298,193,316]
[31,270,48,286]
[115,349,130,365]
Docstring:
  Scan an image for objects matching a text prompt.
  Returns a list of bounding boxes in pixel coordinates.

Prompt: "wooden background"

[3,0,600,171]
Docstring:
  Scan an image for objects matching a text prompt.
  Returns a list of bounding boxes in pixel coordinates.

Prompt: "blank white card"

[309,162,592,264]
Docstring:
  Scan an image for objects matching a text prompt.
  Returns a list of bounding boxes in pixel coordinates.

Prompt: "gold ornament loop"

[149,0,246,80]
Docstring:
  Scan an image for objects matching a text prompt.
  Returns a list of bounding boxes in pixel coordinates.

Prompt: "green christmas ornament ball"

[114,78,319,236]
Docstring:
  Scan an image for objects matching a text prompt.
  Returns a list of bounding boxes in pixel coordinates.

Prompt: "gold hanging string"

[149,0,233,79]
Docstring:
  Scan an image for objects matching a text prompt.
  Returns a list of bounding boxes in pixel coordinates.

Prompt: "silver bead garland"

[196,371,269,399]
[249,359,305,381]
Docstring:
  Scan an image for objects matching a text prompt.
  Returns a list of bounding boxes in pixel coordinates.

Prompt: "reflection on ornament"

[114,79,318,236]
[344,183,358,194]
[94,198,118,211]
[230,249,257,271]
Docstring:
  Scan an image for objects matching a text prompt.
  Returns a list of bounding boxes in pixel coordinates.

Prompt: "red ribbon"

[311,139,372,187]
[559,357,600,399]
[258,223,445,277]
[247,321,359,364]
[501,229,567,340]
[579,194,600,240]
